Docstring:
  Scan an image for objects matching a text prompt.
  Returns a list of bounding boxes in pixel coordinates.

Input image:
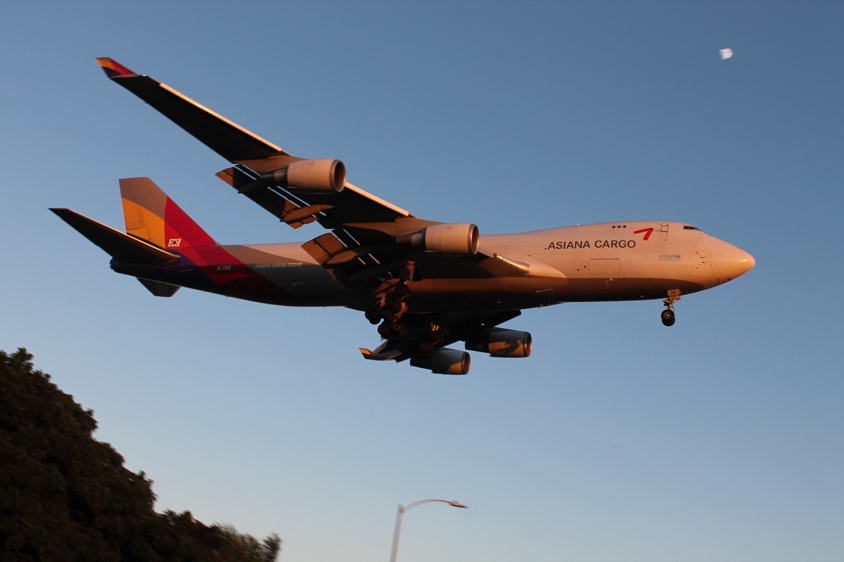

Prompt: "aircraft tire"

[394,283,411,299]
[365,309,381,324]
[661,309,676,327]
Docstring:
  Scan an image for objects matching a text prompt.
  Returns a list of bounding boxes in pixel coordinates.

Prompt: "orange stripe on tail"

[119,177,216,250]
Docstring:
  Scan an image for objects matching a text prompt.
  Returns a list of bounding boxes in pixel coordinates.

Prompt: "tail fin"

[119,177,216,250]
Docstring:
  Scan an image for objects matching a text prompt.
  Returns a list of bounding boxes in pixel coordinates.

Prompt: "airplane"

[51,57,755,375]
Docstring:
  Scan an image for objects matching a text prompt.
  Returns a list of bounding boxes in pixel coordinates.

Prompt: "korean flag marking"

[168,238,182,247]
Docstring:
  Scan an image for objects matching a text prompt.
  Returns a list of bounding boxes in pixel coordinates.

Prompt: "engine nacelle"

[465,328,532,358]
[262,158,346,192]
[411,348,471,375]
[397,223,479,255]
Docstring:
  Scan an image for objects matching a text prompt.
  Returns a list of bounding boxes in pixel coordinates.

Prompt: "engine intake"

[397,223,479,255]
[411,348,471,375]
[261,159,346,192]
[465,328,532,358]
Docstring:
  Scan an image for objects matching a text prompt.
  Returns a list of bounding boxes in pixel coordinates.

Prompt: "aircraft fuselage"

[55,58,756,373]
[111,220,754,313]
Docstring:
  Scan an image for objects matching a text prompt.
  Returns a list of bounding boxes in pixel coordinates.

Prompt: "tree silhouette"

[0,348,280,561]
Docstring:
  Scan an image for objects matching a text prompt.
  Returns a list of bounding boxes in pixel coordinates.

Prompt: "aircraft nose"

[740,250,756,275]
[710,240,755,283]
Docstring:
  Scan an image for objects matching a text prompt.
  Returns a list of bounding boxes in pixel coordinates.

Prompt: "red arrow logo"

[633,227,654,241]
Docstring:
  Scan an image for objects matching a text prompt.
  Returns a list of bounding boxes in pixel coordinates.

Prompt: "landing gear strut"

[661,289,681,327]
[374,272,413,339]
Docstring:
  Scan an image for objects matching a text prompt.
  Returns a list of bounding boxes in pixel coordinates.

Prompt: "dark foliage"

[0,348,280,561]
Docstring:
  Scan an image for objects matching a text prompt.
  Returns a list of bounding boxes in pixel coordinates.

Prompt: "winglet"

[96,57,136,78]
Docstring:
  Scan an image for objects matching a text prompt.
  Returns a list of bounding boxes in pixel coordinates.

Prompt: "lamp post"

[389,498,468,562]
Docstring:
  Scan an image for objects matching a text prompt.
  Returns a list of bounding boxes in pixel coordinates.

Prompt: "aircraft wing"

[96,58,411,233]
[95,58,543,369]
[96,58,541,286]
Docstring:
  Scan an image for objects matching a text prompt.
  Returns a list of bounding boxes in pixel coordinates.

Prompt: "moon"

[719,48,734,60]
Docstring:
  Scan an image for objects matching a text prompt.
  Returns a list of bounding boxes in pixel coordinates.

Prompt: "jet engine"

[260,158,346,192]
[465,328,532,358]
[397,223,479,255]
[411,348,471,375]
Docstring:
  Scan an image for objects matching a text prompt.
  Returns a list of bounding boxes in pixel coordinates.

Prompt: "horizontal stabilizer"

[51,208,180,265]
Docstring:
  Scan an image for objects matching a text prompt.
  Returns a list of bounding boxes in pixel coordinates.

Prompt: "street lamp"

[389,498,468,562]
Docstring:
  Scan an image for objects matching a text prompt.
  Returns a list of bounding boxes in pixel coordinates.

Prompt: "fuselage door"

[654,223,670,252]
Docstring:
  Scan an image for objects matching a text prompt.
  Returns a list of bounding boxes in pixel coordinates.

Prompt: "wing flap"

[475,247,566,278]
[360,346,403,361]
[216,166,322,228]
[217,164,411,231]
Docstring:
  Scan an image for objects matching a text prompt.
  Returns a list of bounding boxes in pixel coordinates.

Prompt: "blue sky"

[2,1,842,560]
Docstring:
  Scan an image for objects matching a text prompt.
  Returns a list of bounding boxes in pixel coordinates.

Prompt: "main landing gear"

[366,267,414,339]
[661,289,681,327]
[382,283,411,335]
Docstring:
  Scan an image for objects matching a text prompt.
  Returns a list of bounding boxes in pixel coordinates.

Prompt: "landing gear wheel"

[365,309,382,325]
[385,298,403,314]
[372,275,414,341]
[394,283,411,299]
[390,320,407,337]
[661,289,680,327]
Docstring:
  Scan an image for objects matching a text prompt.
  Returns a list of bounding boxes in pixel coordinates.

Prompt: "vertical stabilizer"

[119,177,216,249]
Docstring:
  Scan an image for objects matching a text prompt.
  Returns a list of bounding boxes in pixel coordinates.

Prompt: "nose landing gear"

[661,289,681,327]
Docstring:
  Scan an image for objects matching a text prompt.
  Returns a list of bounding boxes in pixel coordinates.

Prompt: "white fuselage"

[194,220,754,312]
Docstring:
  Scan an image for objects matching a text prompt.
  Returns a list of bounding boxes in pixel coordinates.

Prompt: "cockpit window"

[683,225,700,231]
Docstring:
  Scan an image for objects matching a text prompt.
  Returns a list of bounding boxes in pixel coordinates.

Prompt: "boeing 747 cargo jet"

[52,58,755,374]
